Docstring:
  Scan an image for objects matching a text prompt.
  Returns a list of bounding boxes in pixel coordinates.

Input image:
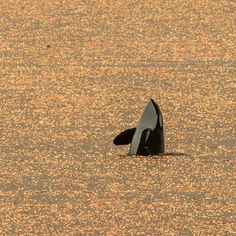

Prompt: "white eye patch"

[159,113,163,128]
[145,129,151,144]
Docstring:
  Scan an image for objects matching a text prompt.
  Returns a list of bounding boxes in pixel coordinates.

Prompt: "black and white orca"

[113,99,165,156]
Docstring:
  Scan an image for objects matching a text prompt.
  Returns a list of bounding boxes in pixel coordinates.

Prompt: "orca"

[113,99,165,156]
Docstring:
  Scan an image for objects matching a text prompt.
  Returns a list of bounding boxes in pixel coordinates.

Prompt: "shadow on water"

[156,152,190,157]
[118,152,192,160]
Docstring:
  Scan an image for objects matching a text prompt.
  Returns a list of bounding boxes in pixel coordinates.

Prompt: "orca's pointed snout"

[149,99,161,114]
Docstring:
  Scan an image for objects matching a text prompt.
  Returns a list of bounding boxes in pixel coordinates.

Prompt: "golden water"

[0,1,235,235]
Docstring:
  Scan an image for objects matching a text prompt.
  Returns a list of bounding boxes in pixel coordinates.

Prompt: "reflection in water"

[118,152,191,159]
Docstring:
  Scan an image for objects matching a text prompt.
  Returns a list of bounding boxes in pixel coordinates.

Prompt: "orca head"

[129,99,165,155]
[113,99,165,156]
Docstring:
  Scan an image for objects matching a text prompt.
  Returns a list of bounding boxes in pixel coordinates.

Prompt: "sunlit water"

[1,1,235,235]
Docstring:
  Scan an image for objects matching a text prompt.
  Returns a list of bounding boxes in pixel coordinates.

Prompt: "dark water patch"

[118,152,191,159]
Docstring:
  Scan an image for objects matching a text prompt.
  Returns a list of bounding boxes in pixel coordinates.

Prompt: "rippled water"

[1,1,235,235]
